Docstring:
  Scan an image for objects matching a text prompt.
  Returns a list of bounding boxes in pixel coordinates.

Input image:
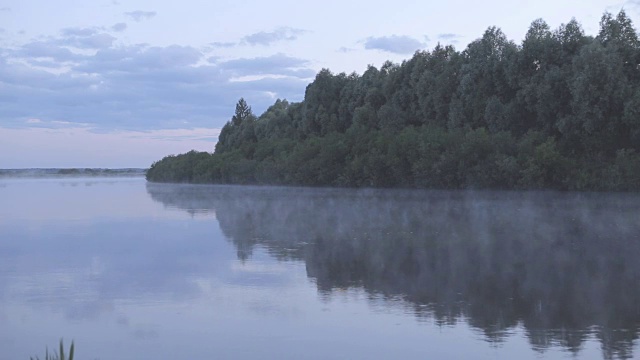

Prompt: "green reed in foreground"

[30,339,74,360]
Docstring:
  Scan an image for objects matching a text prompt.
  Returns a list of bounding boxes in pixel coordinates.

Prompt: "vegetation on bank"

[31,339,74,360]
[147,11,640,191]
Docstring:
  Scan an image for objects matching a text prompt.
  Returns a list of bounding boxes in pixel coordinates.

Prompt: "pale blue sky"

[0,0,636,168]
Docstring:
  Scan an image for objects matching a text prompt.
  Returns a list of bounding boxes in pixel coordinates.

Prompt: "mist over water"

[1,177,638,359]
[147,183,640,359]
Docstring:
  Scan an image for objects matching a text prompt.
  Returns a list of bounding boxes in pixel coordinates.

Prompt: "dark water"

[1,177,639,359]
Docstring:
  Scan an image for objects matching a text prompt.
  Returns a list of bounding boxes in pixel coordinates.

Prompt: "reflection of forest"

[147,183,640,359]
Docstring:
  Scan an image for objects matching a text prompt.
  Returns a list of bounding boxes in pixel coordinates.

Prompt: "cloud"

[242,27,308,46]
[210,41,236,48]
[0,7,10,12]
[111,23,127,32]
[18,118,90,129]
[230,76,310,97]
[20,41,84,62]
[337,47,355,53]
[55,27,117,49]
[15,28,117,65]
[79,45,203,73]
[131,45,202,69]
[218,53,314,78]
[25,58,67,69]
[124,10,157,22]
[363,35,426,54]
[438,33,463,43]
[61,27,99,37]
[209,27,309,49]
[1,37,309,133]
[62,33,117,49]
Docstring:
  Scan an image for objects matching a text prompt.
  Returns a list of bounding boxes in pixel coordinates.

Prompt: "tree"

[457,27,518,128]
[303,69,349,136]
[597,10,640,81]
[554,18,590,60]
[417,44,461,127]
[568,41,630,154]
[216,98,256,154]
[233,98,252,126]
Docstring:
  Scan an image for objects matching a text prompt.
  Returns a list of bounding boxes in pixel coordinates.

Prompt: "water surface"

[1,177,639,359]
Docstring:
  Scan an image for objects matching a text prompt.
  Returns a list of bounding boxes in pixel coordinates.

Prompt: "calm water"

[1,177,639,359]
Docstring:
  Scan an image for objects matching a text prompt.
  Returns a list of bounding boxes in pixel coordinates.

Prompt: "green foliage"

[147,11,640,191]
[31,339,74,360]
[520,138,570,189]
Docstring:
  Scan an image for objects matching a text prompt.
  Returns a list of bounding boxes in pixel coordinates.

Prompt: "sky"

[0,0,638,168]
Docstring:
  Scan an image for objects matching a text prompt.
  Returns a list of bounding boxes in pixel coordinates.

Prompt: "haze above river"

[0,177,638,359]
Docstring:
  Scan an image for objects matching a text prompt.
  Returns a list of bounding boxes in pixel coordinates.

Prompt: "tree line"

[147,11,640,190]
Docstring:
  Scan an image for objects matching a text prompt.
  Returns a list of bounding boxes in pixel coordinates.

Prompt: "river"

[0,177,638,359]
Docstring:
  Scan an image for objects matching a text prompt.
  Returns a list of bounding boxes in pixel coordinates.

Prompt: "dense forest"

[147,11,640,190]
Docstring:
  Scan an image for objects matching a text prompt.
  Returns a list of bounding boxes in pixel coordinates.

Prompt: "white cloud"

[210,41,236,48]
[1,24,432,143]
[2,33,310,133]
[124,10,157,22]
[218,53,315,78]
[363,35,426,54]
[438,33,464,44]
[111,23,127,32]
[337,47,356,53]
[19,41,84,62]
[61,27,99,37]
[60,33,116,49]
[242,27,308,46]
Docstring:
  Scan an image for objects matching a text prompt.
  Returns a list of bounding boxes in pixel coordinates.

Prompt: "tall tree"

[232,98,252,126]
[216,98,256,154]
[458,27,518,129]
[597,10,640,81]
[567,41,630,154]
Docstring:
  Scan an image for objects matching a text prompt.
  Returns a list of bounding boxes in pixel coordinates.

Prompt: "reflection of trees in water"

[147,183,640,359]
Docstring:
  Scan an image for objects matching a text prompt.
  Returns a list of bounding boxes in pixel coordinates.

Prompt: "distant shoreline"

[0,168,147,178]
